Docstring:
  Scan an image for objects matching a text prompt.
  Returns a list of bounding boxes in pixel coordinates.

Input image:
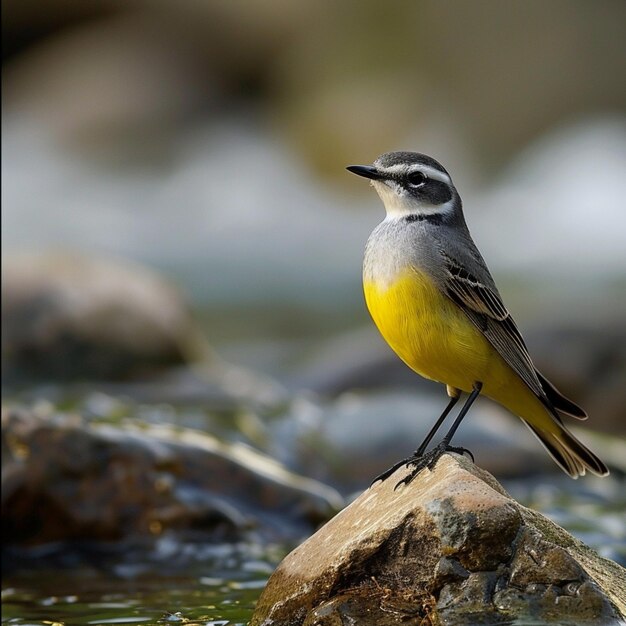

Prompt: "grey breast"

[363,218,443,289]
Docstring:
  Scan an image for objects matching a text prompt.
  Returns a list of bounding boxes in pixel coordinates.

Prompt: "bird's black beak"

[346,165,385,181]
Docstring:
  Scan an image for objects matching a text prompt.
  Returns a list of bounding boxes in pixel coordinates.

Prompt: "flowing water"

[2,325,625,625]
[3,463,624,626]
[2,540,286,625]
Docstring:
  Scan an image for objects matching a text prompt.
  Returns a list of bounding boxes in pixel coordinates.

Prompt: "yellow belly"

[363,269,550,426]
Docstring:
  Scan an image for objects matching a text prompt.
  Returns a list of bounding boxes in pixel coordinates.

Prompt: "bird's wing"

[439,250,549,403]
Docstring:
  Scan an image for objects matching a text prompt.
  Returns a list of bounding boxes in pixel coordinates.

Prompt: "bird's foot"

[370,444,475,488]
[392,443,475,489]
[370,455,417,487]
[447,445,474,463]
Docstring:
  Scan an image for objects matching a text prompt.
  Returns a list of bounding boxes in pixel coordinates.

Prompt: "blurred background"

[4,0,626,328]
[4,0,626,425]
[2,1,626,621]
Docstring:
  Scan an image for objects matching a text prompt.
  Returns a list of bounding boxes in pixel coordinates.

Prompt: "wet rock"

[1,253,202,382]
[1,405,342,547]
[251,454,625,626]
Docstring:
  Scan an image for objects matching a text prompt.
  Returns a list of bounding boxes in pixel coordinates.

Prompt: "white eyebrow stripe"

[417,165,451,184]
[374,163,452,185]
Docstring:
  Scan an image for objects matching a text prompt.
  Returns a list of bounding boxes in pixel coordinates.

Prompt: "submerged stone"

[251,454,626,625]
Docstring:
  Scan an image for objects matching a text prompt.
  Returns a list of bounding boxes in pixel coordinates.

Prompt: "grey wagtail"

[347,151,608,486]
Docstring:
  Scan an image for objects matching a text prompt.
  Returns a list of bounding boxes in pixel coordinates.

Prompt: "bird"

[347,151,609,486]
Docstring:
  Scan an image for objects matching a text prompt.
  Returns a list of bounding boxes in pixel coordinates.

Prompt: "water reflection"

[2,541,279,626]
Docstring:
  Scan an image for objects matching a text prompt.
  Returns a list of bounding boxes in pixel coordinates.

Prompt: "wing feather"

[441,251,548,403]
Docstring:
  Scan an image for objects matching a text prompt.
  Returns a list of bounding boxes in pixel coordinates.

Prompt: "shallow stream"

[3,439,624,626]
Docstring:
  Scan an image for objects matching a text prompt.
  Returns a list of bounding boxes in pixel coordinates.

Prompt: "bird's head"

[347,151,459,220]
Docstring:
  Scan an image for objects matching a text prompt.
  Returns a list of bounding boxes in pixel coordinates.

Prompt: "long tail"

[535,369,587,419]
[525,421,609,478]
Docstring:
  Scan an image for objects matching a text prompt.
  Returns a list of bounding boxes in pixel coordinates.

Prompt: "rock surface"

[1,405,342,546]
[251,454,626,625]
[1,253,202,382]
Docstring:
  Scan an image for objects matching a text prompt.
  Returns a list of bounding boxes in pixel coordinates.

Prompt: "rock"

[1,253,202,382]
[251,454,625,625]
[1,405,342,547]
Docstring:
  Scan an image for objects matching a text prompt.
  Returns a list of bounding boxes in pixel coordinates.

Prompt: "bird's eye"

[407,171,427,187]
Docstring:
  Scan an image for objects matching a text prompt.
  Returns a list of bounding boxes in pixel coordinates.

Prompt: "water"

[2,541,285,626]
[2,379,624,625]
[3,472,624,626]
[2,574,261,625]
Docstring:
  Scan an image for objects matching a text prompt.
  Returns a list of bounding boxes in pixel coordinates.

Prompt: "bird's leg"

[394,382,483,489]
[370,388,460,486]
[414,387,460,457]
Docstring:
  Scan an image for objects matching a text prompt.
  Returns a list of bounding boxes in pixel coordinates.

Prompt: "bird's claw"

[370,443,475,490]
[370,456,416,487]
[394,443,475,488]
[446,445,475,462]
